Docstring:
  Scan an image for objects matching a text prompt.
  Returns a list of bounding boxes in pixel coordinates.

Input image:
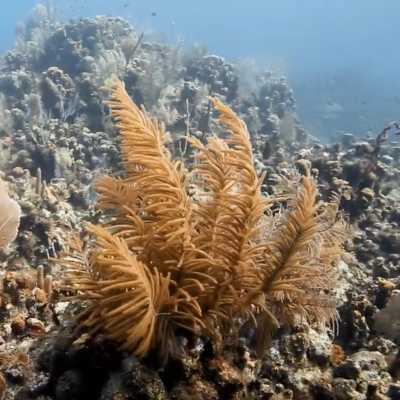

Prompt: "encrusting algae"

[59,80,346,361]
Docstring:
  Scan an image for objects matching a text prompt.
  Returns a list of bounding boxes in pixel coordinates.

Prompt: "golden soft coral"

[62,80,345,360]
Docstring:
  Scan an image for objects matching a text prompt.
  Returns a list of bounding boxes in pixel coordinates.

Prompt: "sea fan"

[61,80,345,360]
[0,180,21,250]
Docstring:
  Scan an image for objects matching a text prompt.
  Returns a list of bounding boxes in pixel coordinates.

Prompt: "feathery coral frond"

[95,175,140,215]
[60,81,346,360]
[207,99,273,282]
[246,174,343,354]
[190,100,273,333]
[67,224,204,359]
[107,81,194,266]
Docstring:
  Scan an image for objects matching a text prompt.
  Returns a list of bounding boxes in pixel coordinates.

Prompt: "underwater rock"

[374,291,400,341]
[114,358,168,400]
[40,67,76,119]
[55,369,87,400]
[332,378,364,400]
[169,379,219,400]
[185,55,238,101]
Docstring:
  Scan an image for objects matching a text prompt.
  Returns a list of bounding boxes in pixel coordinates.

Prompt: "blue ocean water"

[1,0,399,139]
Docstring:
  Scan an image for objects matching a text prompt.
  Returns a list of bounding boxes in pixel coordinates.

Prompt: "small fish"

[151,11,157,16]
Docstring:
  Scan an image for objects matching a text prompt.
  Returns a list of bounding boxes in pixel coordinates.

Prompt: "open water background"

[1,0,399,140]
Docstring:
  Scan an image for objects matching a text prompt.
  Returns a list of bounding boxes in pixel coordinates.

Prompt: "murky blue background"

[1,0,399,139]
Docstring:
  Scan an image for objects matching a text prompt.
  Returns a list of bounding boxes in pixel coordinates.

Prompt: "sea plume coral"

[245,174,344,353]
[61,80,345,360]
[0,179,21,250]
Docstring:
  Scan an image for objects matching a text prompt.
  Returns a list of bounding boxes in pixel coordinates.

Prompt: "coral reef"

[0,7,399,400]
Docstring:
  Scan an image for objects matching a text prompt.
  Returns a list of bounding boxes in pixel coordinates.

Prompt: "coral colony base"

[0,8,400,400]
